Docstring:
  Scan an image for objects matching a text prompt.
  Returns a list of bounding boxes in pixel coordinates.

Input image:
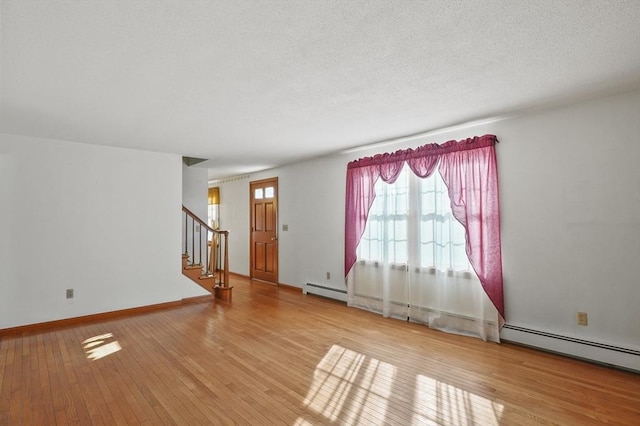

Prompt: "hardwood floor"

[1,277,638,425]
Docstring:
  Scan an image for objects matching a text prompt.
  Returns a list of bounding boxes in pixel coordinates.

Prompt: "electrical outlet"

[577,312,588,326]
[66,289,74,299]
[326,272,330,280]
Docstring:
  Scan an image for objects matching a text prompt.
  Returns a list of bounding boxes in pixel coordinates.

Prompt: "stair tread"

[184,265,203,270]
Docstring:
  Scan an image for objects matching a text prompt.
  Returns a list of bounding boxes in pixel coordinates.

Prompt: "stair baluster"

[181,205,233,301]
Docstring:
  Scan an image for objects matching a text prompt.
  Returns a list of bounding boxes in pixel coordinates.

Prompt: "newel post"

[214,230,233,302]
[222,231,229,287]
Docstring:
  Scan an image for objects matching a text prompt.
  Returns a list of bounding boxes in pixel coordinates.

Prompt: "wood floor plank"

[1,276,638,425]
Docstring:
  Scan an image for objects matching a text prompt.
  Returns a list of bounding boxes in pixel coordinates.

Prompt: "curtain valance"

[346,134,498,169]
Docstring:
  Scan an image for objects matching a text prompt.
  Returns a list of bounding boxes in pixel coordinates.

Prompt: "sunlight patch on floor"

[303,344,396,424]
[303,344,505,425]
[82,333,122,361]
[292,418,315,426]
[412,374,504,425]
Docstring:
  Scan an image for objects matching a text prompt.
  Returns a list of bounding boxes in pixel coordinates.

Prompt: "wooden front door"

[250,178,278,284]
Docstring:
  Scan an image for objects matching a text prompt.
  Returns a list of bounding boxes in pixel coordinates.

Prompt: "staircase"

[182,205,233,301]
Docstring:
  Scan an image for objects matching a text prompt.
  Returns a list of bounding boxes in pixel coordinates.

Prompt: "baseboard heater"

[501,324,639,372]
[303,283,347,303]
[503,324,640,355]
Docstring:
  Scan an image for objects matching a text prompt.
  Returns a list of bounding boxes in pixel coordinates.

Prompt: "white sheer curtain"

[348,164,500,342]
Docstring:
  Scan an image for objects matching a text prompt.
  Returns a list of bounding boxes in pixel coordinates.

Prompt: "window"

[345,135,504,340]
[208,187,220,229]
[358,164,471,273]
[264,186,274,198]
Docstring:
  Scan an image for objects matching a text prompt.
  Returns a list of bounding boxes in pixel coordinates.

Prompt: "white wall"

[0,135,206,329]
[217,177,251,275]
[216,90,640,369]
[182,162,208,220]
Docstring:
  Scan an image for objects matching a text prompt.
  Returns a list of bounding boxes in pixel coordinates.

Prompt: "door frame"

[249,177,279,284]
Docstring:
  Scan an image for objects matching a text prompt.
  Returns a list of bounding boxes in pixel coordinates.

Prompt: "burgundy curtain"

[344,134,504,320]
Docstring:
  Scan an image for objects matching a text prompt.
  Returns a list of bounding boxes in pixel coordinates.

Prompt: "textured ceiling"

[2,0,640,179]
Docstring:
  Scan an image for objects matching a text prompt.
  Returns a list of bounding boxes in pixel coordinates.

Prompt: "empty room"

[1,1,639,425]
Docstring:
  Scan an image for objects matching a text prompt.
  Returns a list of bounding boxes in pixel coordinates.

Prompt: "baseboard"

[0,295,214,336]
[501,324,640,372]
[181,294,215,304]
[232,271,302,292]
[303,282,348,302]
[277,282,302,292]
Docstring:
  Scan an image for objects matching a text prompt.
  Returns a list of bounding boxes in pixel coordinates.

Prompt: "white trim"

[501,325,640,372]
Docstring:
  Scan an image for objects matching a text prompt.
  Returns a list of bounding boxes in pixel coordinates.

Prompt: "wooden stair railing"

[182,205,232,301]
